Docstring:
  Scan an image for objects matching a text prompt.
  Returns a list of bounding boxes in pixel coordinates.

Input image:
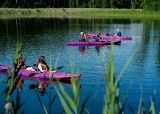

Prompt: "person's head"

[117,29,120,32]
[38,56,46,63]
[80,32,84,35]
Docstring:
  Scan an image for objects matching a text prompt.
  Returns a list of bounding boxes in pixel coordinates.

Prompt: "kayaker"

[17,52,36,71]
[106,33,110,36]
[17,53,26,69]
[79,32,87,42]
[95,33,103,42]
[116,29,122,36]
[37,55,49,72]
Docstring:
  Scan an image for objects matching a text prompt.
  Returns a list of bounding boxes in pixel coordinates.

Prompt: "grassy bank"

[0,8,160,19]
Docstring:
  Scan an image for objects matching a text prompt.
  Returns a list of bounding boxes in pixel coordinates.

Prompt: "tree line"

[0,0,160,11]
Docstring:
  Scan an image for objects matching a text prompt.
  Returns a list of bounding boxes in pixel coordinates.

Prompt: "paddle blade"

[57,66,64,69]
[52,66,64,70]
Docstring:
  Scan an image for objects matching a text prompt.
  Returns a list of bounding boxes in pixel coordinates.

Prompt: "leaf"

[36,92,48,114]
[49,94,57,107]
[54,85,72,114]
[59,83,77,111]
[0,89,6,98]
[79,88,92,114]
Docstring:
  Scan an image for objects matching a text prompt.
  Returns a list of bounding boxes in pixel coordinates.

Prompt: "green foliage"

[5,41,22,103]
[149,90,156,114]
[69,0,76,8]
[5,41,24,114]
[0,0,160,10]
[54,63,90,114]
[103,44,136,114]
[142,0,160,11]
[36,91,48,114]
[103,44,119,114]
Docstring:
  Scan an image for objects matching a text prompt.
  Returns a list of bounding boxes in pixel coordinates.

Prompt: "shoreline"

[0,8,160,19]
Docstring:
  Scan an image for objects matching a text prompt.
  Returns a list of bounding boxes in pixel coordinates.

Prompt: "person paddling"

[37,55,57,73]
[95,33,103,42]
[16,52,36,71]
[116,29,122,36]
[79,32,87,42]
[37,56,49,72]
[17,53,26,69]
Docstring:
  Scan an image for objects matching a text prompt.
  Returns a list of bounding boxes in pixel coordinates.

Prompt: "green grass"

[0,8,160,19]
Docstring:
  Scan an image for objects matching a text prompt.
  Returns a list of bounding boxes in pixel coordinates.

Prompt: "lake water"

[0,17,160,113]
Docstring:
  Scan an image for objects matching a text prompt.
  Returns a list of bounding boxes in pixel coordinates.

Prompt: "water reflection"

[29,81,49,95]
[95,46,103,55]
[16,78,24,91]
[78,46,104,56]
[79,46,87,56]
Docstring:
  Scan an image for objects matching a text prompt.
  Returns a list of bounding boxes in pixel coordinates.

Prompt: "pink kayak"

[0,65,81,82]
[88,33,132,40]
[66,39,121,46]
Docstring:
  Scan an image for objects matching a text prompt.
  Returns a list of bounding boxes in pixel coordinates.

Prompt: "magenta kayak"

[66,40,121,46]
[0,65,81,81]
[88,33,132,40]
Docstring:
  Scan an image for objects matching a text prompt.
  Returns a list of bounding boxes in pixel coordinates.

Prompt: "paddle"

[27,65,64,77]
[32,64,64,70]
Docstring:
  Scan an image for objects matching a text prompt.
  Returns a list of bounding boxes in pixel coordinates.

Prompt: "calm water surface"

[0,17,160,113]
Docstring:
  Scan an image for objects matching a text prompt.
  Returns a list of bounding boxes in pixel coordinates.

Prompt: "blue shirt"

[117,32,122,36]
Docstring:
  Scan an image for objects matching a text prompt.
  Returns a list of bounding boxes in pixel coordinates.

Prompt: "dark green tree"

[69,0,76,7]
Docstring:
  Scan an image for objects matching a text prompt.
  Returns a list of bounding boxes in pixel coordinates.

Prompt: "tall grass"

[0,8,160,19]
[53,63,90,114]
[4,41,24,114]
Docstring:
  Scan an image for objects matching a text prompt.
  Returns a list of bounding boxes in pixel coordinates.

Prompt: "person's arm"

[84,34,87,39]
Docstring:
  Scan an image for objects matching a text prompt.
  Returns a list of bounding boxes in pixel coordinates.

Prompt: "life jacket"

[81,35,86,40]
[117,32,122,36]
[95,35,99,41]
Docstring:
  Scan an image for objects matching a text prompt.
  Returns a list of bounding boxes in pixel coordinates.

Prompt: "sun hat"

[80,32,84,34]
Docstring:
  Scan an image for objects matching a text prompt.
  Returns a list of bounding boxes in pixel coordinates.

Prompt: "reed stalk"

[5,41,24,114]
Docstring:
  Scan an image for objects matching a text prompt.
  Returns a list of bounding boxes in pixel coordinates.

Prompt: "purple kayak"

[66,39,121,46]
[88,33,132,40]
[0,65,81,82]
